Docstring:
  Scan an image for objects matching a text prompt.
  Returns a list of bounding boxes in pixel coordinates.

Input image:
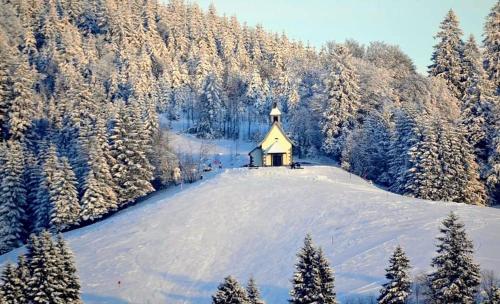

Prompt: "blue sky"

[191,0,496,74]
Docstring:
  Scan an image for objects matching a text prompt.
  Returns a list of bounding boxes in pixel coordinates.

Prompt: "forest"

[0,0,498,256]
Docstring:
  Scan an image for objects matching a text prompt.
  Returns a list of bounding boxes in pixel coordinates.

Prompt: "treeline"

[0,0,189,254]
[212,213,500,304]
[0,231,82,303]
[0,0,498,254]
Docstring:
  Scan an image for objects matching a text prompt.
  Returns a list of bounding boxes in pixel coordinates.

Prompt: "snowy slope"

[3,165,500,303]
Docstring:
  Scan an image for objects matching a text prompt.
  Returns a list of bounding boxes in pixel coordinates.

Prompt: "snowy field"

[2,164,500,303]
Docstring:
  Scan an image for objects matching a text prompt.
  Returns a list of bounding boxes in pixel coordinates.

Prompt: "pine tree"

[15,255,30,302]
[212,276,250,304]
[26,231,66,304]
[80,140,117,221]
[110,102,154,205]
[55,234,82,303]
[9,59,36,140]
[482,1,500,95]
[247,277,265,304]
[402,119,441,201]
[486,108,500,204]
[290,234,322,304]
[24,151,44,233]
[388,108,422,194]
[33,146,59,233]
[483,286,500,304]
[428,212,481,303]
[316,248,337,304]
[0,140,27,254]
[429,9,465,99]
[321,45,361,158]
[460,35,496,159]
[1,263,26,304]
[436,121,486,205]
[196,74,225,139]
[377,246,412,304]
[49,157,80,231]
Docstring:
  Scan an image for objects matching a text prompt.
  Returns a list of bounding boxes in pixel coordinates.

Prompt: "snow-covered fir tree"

[402,118,441,201]
[342,110,392,185]
[196,74,225,139]
[483,286,500,304]
[377,246,412,304]
[212,276,250,304]
[290,234,322,304]
[55,234,82,303]
[483,0,500,95]
[428,9,465,99]
[428,212,481,303]
[0,263,26,304]
[80,142,118,221]
[49,157,80,231]
[486,108,500,204]
[460,35,496,160]
[14,255,30,302]
[436,121,486,205]
[320,45,361,158]
[33,146,60,232]
[316,248,337,304]
[0,231,82,303]
[0,140,27,254]
[247,277,265,304]
[388,108,422,194]
[26,231,67,304]
[109,101,154,205]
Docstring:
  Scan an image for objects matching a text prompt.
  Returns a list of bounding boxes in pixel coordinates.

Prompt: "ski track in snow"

[1,132,500,304]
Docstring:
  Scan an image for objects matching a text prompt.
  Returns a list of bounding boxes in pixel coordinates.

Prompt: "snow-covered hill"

[3,164,500,303]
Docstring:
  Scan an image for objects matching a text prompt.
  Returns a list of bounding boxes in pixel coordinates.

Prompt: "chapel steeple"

[269,102,281,124]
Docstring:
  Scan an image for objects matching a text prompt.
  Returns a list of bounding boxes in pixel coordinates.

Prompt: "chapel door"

[272,154,283,166]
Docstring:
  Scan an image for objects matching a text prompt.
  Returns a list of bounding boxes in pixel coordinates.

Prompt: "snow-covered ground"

[1,131,499,303]
[3,167,500,303]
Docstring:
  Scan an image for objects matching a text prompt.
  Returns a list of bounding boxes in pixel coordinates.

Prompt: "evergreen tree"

[9,59,36,140]
[55,234,82,303]
[80,141,117,221]
[388,108,422,194]
[33,146,59,233]
[316,248,337,304]
[196,74,225,139]
[109,102,154,205]
[436,121,486,205]
[0,263,26,304]
[428,9,465,99]
[0,140,27,254]
[482,1,500,95]
[343,111,392,185]
[212,275,250,304]
[321,45,361,158]
[483,286,500,304]
[486,109,500,204]
[402,119,441,201]
[460,35,496,159]
[428,212,481,303]
[26,231,66,304]
[247,277,265,304]
[15,255,30,302]
[49,157,80,231]
[377,246,412,304]
[290,234,322,304]
[24,151,44,233]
